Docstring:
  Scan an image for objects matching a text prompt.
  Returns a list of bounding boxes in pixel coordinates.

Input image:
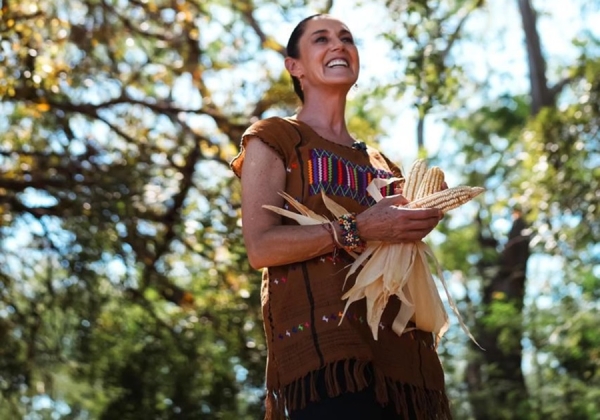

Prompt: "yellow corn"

[407,186,485,213]
[403,159,428,201]
[415,166,445,199]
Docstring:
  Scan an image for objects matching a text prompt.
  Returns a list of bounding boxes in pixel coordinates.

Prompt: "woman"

[231,14,451,420]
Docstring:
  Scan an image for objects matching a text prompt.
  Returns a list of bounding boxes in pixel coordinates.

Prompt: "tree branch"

[237,4,286,57]
[441,0,485,62]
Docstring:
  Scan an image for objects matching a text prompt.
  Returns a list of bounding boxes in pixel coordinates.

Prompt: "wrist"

[354,212,372,242]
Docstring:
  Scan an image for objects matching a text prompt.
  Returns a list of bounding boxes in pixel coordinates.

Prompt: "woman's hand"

[356,194,443,243]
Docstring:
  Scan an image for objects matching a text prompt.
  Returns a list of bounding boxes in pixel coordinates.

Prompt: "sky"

[325,0,599,163]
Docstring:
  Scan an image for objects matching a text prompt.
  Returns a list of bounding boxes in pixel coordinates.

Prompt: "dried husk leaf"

[401,242,448,336]
[262,165,483,348]
[320,190,349,218]
[277,191,330,222]
[263,190,359,260]
[364,280,387,339]
[261,205,325,225]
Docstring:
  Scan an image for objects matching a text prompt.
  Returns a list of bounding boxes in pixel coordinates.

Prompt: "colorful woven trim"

[308,149,394,206]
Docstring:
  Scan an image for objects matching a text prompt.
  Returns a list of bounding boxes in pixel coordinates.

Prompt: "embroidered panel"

[308,149,394,206]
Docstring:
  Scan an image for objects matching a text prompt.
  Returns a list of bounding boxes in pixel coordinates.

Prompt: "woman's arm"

[240,137,444,269]
[241,137,337,269]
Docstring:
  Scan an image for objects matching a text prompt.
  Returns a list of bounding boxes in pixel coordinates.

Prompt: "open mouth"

[326,59,349,68]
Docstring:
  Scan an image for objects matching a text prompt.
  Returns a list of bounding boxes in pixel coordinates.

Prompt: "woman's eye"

[342,37,354,44]
[315,36,328,43]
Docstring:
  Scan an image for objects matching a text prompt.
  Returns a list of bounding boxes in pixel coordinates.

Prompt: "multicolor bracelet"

[337,213,365,253]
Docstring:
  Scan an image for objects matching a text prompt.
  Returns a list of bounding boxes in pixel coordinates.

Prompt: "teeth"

[327,59,348,68]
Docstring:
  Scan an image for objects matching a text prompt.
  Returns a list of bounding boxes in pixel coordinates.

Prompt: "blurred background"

[0,0,599,418]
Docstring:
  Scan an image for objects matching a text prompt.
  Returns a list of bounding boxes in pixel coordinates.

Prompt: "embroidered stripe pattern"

[309,149,395,205]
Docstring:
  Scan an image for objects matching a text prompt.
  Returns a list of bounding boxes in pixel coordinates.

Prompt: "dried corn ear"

[415,166,445,199]
[407,185,485,213]
[403,159,427,201]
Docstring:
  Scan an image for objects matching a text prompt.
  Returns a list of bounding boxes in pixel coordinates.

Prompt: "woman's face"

[288,16,360,94]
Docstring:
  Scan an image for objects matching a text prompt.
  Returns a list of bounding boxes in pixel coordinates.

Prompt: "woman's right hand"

[355,194,443,243]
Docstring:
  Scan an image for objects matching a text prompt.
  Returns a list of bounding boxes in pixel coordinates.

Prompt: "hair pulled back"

[286,14,324,103]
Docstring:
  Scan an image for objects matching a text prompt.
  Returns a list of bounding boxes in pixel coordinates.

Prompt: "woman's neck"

[295,91,353,145]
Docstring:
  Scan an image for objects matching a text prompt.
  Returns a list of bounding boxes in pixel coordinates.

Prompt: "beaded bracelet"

[337,213,365,253]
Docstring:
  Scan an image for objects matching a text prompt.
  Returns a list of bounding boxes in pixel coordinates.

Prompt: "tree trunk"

[466,2,551,416]
[467,210,532,419]
[517,0,554,115]
[416,106,425,151]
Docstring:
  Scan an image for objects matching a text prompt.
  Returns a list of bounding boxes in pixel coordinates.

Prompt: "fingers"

[377,193,409,207]
[357,197,443,243]
[399,206,443,221]
[376,195,442,219]
[400,212,440,233]
[387,207,442,241]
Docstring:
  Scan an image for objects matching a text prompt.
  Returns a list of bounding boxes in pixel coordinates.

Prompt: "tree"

[0,0,389,418]
[0,0,272,417]
[359,0,598,417]
[377,0,485,151]
[2,0,598,418]
[433,0,600,418]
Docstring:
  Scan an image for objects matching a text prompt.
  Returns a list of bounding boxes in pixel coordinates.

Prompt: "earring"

[353,83,358,90]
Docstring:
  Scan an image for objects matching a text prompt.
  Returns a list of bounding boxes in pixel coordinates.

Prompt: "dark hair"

[286,14,324,103]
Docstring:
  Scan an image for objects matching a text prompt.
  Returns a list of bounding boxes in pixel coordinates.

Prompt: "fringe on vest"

[264,359,452,419]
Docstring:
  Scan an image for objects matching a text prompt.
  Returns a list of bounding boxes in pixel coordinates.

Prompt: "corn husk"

[262,166,483,348]
[262,191,364,259]
[263,191,330,225]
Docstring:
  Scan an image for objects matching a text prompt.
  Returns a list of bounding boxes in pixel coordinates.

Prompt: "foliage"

[0,0,599,418]
[438,5,600,416]
[0,0,274,417]
[0,0,390,418]
[375,0,486,149]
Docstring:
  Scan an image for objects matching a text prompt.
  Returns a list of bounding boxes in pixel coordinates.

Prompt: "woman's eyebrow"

[310,28,353,37]
[310,29,329,37]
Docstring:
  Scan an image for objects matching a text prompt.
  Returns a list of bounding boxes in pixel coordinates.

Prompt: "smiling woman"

[284,16,360,106]
[231,14,450,420]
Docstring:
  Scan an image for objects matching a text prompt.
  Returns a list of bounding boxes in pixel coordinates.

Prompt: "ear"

[285,57,303,78]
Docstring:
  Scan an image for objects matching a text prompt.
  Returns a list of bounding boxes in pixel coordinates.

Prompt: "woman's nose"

[330,38,345,51]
